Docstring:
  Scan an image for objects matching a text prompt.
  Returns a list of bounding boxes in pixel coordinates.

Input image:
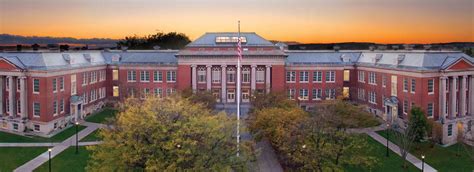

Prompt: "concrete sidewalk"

[367,131,437,172]
[14,122,100,172]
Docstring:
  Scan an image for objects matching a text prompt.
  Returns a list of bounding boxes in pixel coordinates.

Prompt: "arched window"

[212,67,221,83]
[197,66,206,83]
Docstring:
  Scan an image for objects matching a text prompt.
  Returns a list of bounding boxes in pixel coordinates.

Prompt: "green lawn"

[345,134,418,172]
[35,146,91,172]
[80,129,101,142]
[85,108,118,124]
[377,130,474,172]
[0,147,48,171]
[0,125,86,143]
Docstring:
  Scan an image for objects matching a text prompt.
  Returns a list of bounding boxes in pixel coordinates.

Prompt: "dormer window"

[62,54,71,63]
[83,54,92,62]
[375,54,383,63]
[341,54,351,62]
[111,54,121,62]
[397,54,405,65]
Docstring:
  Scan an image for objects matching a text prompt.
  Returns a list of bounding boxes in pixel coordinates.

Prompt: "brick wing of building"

[0,32,473,145]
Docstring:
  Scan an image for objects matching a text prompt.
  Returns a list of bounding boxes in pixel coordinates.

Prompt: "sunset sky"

[0,0,473,43]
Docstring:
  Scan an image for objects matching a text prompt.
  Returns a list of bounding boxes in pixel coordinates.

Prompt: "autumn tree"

[409,106,429,142]
[181,88,216,109]
[87,96,252,171]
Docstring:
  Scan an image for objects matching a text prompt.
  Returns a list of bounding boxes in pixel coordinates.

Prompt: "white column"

[265,65,271,93]
[221,65,227,103]
[450,76,457,119]
[460,75,467,117]
[191,65,197,92]
[0,76,3,115]
[440,76,447,119]
[19,76,27,119]
[7,76,14,117]
[206,65,212,91]
[469,75,474,116]
[251,65,256,91]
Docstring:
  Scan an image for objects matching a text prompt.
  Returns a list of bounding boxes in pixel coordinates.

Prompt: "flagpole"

[236,20,241,157]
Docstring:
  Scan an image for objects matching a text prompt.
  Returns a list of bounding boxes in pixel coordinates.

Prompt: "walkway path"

[255,140,283,172]
[367,131,437,172]
[14,122,102,172]
[0,141,102,147]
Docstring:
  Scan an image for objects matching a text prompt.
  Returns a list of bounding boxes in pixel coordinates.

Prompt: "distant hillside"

[289,42,474,51]
[0,34,118,46]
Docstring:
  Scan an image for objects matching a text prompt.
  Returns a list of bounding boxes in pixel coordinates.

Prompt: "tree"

[117,31,191,50]
[409,106,429,142]
[392,110,419,168]
[181,89,217,110]
[86,96,251,171]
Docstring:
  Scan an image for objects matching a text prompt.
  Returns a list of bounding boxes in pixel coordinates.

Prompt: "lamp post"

[75,122,79,154]
[48,148,52,172]
[421,155,425,172]
[386,123,390,157]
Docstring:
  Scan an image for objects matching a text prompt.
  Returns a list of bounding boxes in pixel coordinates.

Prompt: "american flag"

[237,36,243,61]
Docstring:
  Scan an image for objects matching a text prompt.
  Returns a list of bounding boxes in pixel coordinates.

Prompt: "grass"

[0,147,48,171]
[0,125,86,143]
[377,130,474,172]
[34,146,92,172]
[85,108,118,124]
[345,134,418,172]
[80,129,101,142]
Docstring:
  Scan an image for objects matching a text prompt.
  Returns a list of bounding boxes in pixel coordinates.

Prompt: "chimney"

[16,44,22,51]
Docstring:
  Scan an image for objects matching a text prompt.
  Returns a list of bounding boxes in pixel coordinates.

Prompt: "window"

[142,88,150,98]
[84,93,89,104]
[391,76,398,96]
[52,78,57,92]
[6,78,9,90]
[71,75,77,95]
[113,69,119,80]
[358,71,365,83]
[127,71,136,82]
[166,88,176,96]
[299,71,309,82]
[447,124,453,136]
[227,68,236,83]
[326,71,335,82]
[90,71,97,83]
[256,67,265,83]
[343,70,350,81]
[59,99,64,113]
[325,89,336,100]
[13,123,18,130]
[213,67,222,83]
[197,66,206,83]
[167,71,176,82]
[17,100,21,114]
[313,71,322,82]
[100,71,106,81]
[358,88,366,100]
[369,92,376,104]
[382,75,387,87]
[151,71,161,82]
[312,89,322,100]
[227,89,236,102]
[242,67,250,83]
[17,78,20,91]
[59,77,64,91]
[403,78,408,92]
[140,71,150,82]
[5,98,9,113]
[427,103,433,117]
[428,79,434,94]
[34,125,40,131]
[82,73,88,85]
[90,89,96,102]
[287,89,295,100]
[403,100,408,114]
[242,89,249,102]
[411,79,416,93]
[53,101,57,116]
[154,88,162,98]
[299,89,308,100]
[33,102,40,117]
[113,86,119,97]
[33,79,40,93]
[286,71,296,82]
[369,72,376,85]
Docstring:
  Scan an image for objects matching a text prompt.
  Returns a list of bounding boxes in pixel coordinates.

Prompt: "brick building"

[0,32,473,145]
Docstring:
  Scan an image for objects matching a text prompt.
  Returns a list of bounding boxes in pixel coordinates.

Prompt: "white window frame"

[33,78,40,94]
[140,71,150,82]
[286,71,296,83]
[313,71,322,83]
[127,71,136,82]
[299,71,309,83]
[326,71,335,83]
[428,79,434,95]
[358,71,365,83]
[299,89,308,100]
[167,71,176,82]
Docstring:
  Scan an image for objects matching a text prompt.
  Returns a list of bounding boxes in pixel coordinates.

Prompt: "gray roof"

[186,32,274,47]
[102,50,178,65]
[286,51,361,66]
[0,51,107,70]
[177,49,286,56]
